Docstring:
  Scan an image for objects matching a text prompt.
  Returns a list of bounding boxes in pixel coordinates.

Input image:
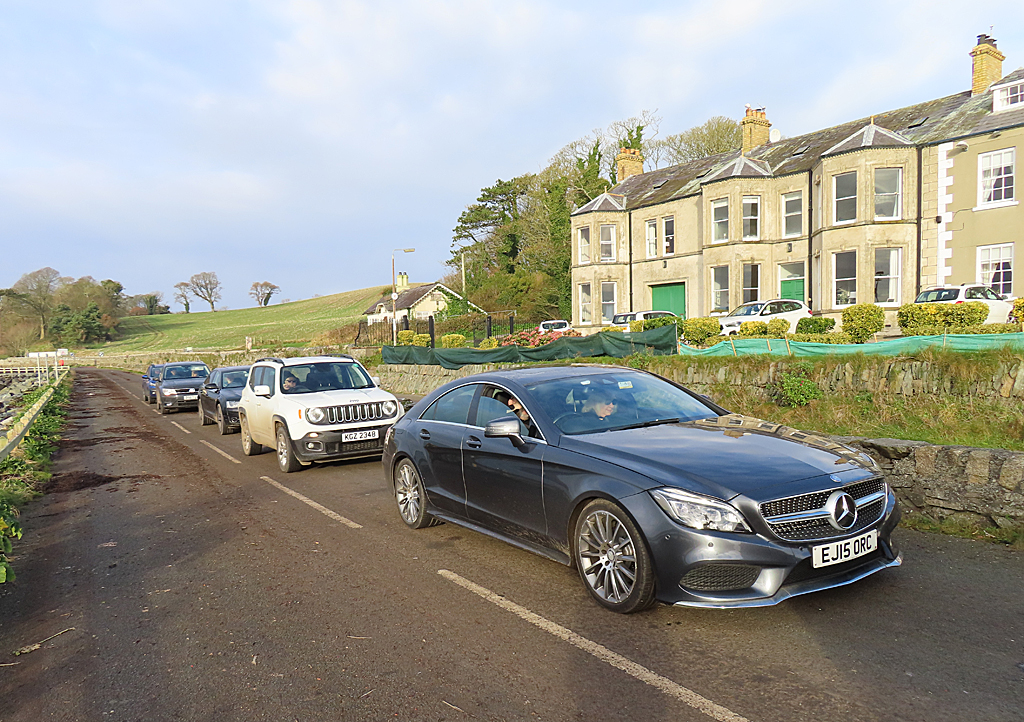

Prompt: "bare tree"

[187,272,221,312]
[249,281,280,307]
[173,282,192,313]
[662,116,742,165]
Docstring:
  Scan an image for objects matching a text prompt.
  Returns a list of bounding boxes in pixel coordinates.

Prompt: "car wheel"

[157,397,168,415]
[574,499,655,614]
[276,424,302,473]
[216,405,230,435]
[240,416,263,456]
[199,402,212,426]
[393,458,439,529]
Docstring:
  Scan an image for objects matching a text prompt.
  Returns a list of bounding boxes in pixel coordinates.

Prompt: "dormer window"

[994,82,1024,112]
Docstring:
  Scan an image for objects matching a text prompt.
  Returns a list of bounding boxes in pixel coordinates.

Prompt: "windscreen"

[280,362,374,394]
[524,372,717,435]
[915,289,959,302]
[164,364,209,380]
[726,303,764,317]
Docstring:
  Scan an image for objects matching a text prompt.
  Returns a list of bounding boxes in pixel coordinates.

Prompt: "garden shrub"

[477,337,498,349]
[396,330,415,346]
[440,333,467,348]
[629,320,644,333]
[766,318,790,338]
[786,332,854,344]
[795,316,836,334]
[739,321,768,336]
[899,323,1021,336]
[841,303,885,343]
[680,317,722,345]
[898,301,989,333]
[411,333,432,347]
[499,328,578,347]
[1011,298,1024,324]
[631,317,677,333]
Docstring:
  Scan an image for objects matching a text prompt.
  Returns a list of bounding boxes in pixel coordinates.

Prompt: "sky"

[2,0,1023,311]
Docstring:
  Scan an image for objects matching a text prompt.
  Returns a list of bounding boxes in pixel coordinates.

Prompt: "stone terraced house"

[571,34,1023,329]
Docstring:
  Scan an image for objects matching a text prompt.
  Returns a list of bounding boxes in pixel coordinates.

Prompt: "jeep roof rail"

[254,357,284,364]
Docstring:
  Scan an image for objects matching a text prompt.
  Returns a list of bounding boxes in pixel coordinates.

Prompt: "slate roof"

[363,283,481,315]
[580,67,1024,215]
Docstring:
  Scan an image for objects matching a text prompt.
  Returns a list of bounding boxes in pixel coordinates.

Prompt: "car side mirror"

[142,375,149,381]
[204,382,218,390]
[253,384,272,397]
[699,394,714,403]
[484,417,526,449]
[371,376,381,386]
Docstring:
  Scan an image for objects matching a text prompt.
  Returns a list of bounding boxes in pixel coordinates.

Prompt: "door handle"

[466,436,482,449]
[419,429,431,440]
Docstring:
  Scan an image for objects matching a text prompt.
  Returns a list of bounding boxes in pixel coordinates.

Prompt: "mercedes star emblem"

[826,491,858,531]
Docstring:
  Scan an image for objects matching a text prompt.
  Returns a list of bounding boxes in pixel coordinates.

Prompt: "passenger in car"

[282,373,305,393]
[581,389,619,421]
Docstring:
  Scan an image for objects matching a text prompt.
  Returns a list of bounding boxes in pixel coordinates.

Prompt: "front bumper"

[621,488,902,608]
[292,425,390,463]
[159,394,200,409]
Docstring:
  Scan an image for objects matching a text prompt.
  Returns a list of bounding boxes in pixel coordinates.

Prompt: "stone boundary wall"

[375,362,1024,526]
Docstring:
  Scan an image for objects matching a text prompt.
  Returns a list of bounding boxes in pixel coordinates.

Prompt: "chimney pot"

[741,105,772,155]
[970,33,1005,95]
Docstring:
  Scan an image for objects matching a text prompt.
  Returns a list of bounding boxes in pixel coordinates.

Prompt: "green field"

[95,286,387,352]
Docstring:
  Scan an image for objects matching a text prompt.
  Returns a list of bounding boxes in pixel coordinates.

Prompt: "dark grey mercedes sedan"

[382,366,901,613]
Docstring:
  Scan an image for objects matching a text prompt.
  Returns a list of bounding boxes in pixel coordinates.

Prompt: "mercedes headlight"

[382,400,398,416]
[306,407,326,424]
[649,488,751,533]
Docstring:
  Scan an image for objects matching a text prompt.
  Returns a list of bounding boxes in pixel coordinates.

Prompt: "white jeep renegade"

[238,355,401,473]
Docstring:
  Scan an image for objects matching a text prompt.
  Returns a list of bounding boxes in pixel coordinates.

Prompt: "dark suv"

[156,362,211,415]
[141,363,165,404]
[198,365,249,434]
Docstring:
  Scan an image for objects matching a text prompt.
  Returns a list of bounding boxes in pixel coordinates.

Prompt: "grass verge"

[0,374,72,582]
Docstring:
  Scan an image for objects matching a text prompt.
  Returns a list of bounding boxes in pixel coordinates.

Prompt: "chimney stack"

[396,272,409,292]
[615,147,644,183]
[741,106,771,155]
[970,34,1005,95]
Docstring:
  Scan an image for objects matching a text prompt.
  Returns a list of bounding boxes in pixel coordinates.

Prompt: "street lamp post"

[392,248,415,345]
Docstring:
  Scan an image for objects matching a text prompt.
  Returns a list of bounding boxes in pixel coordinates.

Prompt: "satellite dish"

[769,129,782,143]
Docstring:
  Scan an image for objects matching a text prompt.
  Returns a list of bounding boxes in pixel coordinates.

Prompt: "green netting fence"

[382,330,1024,369]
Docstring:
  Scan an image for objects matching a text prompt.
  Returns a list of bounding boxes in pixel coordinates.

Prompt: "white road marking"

[260,476,362,529]
[438,569,751,722]
[170,421,191,434]
[199,440,242,464]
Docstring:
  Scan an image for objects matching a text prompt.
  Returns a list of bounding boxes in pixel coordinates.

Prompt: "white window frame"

[599,224,616,262]
[833,171,857,225]
[711,265,729,311]
[742,196,760,240]
[578,227,591,264]
[579,283,592,325]
[977,243,1014,296]
[645,219,657,259]
[874,167,902,220]
[782,191,802,238]
[663,216,675,256]
[600,282,617,324]
[833,251,857,307]
[873,248,902,306]
[977,148,1016,209]
[711,199,728,243]
[742,263,761,304]
[994,82,1024,112]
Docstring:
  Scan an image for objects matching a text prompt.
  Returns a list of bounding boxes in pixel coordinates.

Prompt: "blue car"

[383,365,901,613]
[141,363,165,404]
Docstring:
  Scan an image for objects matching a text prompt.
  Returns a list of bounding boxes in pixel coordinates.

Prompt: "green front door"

[780,278,805,301]
[651,283,686,319]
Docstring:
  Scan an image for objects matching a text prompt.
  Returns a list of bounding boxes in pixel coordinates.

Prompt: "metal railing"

[0,368,70,463]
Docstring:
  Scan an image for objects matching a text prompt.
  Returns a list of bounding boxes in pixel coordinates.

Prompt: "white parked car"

[537,320,572,333]
[611,310,678,325]
[914,285,1014,324]
[719,299,812,335]
[238,355,402,473]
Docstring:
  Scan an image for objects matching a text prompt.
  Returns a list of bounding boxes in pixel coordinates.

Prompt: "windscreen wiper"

[616,417,681,431]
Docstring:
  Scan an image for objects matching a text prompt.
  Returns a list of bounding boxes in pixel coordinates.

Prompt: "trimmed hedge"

[739,320,768,336]
[900,323,1022,336]
[440,333,468,348]
[796,316,836,334]
[897,301,988,332]
[766,318,790,337]
[397,329,415,346]
[680,317,722,345]
[477,337,498,349]
[1012,298,1024,323]
[841,303,885,343]
[412,333,432,347]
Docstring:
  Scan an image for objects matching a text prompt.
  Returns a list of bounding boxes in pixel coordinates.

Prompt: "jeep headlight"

[649,488,751,533]
[382,400,398,417]
[306,407,326,424]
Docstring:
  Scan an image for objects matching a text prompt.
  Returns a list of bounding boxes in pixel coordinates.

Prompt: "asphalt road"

[1,368,1022,722]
